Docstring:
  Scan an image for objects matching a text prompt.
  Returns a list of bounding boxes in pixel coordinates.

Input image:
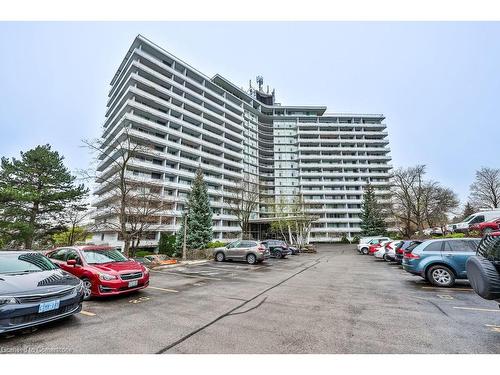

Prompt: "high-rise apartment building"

[91,35,392,249]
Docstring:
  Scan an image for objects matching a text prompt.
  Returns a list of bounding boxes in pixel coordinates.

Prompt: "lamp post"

[182,207,189,261]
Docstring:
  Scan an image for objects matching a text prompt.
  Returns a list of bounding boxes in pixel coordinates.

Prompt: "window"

[423,242,443,252]
[49,248,68,261]
[239,241,257,248]
[444,240,476,253]
[66,250,82,264]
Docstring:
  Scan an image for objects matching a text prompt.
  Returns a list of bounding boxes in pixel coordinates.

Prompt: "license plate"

[38,300,60,313]
[128,280,138,288]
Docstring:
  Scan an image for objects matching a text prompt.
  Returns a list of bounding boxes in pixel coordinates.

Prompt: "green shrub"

[206,241,226,249]
[351,235,361,244]
[339,234,351,244]
[158,233,177,257]
[135,250,154,258]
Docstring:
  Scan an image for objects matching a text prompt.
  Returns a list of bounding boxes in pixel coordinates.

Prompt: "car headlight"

[0,297,18,305]
[75,281,84,293]
[99,273,118,281]
[143,267,149,275]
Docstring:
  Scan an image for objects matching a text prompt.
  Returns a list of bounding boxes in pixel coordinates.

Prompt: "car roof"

[0,250,42,254]
[53,245,116,251]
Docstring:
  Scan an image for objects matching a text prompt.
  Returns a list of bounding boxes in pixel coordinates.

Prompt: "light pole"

[182,207,189,261]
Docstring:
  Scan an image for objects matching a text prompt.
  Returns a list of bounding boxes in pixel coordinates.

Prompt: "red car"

[368,243,382,255]
[469,217,500,235]
[46,246,149,300]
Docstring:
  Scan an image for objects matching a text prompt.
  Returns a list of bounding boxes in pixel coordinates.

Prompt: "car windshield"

[0,253,59,274]
[463,215,476,223]
[82,249,129,264]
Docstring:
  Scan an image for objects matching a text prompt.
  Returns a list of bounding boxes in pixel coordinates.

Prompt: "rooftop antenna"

[256,75,264,91]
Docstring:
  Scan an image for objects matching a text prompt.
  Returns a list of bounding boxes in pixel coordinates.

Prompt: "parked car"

[46,246,150,300]
[369,240,391,255]
[358,237,391,255]
[0,251,84,334]
[469,217,500,235]
[402,238,480,287]
[288,245,300,255]
[466,232,500,304]
[383,240,403,262]
[422,227,443,236]
[261,240,292,259]
[448,210,500,233]
[373,240,390,258]
[213,240,269,264]
[394,240,423,264]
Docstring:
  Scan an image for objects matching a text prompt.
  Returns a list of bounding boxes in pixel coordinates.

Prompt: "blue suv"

[402,238,480,287]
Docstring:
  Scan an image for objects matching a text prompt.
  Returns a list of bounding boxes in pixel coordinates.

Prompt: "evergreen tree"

[462,202,475,220]
[360,182,387,236]
[175,169,213,254]
[0,145,88,249]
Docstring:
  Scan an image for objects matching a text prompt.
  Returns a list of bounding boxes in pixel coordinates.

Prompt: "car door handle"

[444,253,453,257]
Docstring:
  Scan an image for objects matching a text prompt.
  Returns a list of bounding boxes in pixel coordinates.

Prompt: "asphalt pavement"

[1,244,499,354]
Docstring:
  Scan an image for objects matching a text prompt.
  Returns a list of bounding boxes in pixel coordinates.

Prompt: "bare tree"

[289,194,318,248]
[270,196,293,243]
[422,183,459,229]
[126,187,173,256]
[391,165,459,236]
[82,126,170,256]
[225,174,261,239]
[469,167,500,209]
[62,201,92,246]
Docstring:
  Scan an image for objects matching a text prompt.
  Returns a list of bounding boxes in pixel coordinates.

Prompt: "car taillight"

[396,249,403,254]
[258,246,265,252]
[404,252,420,259]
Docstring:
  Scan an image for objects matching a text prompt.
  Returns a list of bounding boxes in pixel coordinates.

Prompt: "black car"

[0,251,84,334]
[260,240,292,259]
[466,232,500,305]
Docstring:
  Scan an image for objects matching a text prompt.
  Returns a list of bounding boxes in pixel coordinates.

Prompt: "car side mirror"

[67,259,77,266]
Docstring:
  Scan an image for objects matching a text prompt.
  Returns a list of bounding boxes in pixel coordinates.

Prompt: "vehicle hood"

[0,269,80,296]
[87,260,144,274]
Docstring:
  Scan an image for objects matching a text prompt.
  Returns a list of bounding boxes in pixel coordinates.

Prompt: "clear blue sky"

[1,22,499,206]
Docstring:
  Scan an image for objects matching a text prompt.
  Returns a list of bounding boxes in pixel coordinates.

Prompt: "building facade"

[91,35,392,248]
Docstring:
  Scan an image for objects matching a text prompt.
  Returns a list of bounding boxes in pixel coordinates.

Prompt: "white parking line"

[421,286,473,292]
[79,310,96,317]
[149,286,179,293]
[151,269,221,281]
[485,324,500,332]
[453,306,500,313]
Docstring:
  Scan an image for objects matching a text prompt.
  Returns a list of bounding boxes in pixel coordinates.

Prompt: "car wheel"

[247,253,257,265]
[362,247,368,255]
[427,265,455,287]
[275,251,283,259]
[215,252,225,262]
[82,278,92,300]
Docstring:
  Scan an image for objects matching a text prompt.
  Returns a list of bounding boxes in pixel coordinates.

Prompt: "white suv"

[357,237,391,255]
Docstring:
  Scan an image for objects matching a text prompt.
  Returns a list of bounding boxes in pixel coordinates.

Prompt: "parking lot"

[1,244,499,354]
